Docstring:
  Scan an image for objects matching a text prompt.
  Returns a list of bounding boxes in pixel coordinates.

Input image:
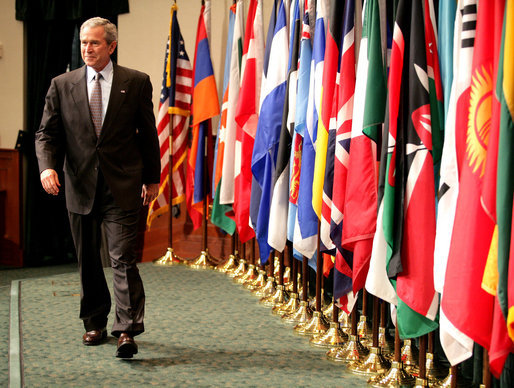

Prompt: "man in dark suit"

[35,17,160,358]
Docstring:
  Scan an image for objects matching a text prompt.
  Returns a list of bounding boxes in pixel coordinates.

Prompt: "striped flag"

[186,1,220,230]
[219,1,244,209]
[343,0,384,295]
[147,4,192,228]
[268,0,302,253]
[424,0,444,186]
[211,1,242,235]
[318,0,345,256]
[438,0,457,123]
[251,0,289,263]
[365,0,399,308]
[332,0,357,308]
[436,0,477,365]
[288,0,313,251]
[234,0,264,244]
[472,0,513,376]
[293,0,328,264]
[498,0,514,349]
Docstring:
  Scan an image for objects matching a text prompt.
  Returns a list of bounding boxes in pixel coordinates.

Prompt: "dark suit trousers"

[68,172,145,337]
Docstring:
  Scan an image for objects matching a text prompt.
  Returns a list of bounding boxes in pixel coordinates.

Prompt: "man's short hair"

[80,17,118,44]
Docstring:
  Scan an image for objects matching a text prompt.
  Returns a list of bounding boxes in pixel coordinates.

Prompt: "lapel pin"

[121,90,126,94]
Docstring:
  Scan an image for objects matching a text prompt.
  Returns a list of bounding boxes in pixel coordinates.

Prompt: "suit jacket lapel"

[102,63,128,139]
[69,66,97,141]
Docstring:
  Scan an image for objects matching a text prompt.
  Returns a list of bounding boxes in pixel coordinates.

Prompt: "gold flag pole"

[189,111,216,269]
[294,222,329,336]
[154,2,184,266]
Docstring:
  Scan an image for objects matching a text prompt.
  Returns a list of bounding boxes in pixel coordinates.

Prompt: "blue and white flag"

[250,0,289,264]
[293,0,328,267]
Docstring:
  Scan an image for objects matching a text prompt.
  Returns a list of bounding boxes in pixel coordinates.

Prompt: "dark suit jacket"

[35,63,161,214]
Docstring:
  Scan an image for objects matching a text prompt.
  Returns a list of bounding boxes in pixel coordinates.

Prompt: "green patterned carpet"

[7,263,369,387]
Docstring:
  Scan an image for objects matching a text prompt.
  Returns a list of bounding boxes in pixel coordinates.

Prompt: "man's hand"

[40,169,61,196]
[141,183,159,206]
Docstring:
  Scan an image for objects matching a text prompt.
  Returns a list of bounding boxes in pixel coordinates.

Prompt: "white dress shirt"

[86,60,113,126]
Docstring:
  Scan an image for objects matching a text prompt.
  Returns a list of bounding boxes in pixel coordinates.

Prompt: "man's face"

[80,26,117,72]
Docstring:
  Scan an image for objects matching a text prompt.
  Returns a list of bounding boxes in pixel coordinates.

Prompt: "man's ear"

[109,41,117,55]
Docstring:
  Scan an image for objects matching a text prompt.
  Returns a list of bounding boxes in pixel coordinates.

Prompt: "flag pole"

[216,231,239,273]
[246,238,266,290]
[253,249,276,299]
[153,2,183,266]
[367,324,415,386]
[260,249,284,307]
[238,237,258,285]
[269,249,289,313]
[357,289,372,347]
[415,334,428,387]
[287,254,312,325]
[425,331,445,384]
[378,300,394,357]
[190,121,216,269]
[348,295,389,375]
[277,241,300,317]
[295,221,329,336]
[326,302,367,362]
[153,111,184,266]
[228,238,247,279]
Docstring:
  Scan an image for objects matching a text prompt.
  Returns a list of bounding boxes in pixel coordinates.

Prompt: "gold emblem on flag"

[467,64,493,178]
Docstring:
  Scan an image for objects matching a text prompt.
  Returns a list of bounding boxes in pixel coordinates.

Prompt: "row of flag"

[147,0,514,378]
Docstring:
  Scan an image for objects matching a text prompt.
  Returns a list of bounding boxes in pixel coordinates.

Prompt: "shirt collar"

[86,60,113,83]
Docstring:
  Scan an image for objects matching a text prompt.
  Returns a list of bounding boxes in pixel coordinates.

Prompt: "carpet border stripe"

[9,280,23,388]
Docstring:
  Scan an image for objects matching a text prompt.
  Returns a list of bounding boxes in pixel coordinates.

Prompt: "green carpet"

[1,263,77,387]
[10,263,369,387]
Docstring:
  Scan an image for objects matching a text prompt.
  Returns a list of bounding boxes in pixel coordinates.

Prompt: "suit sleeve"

[35,78,65,173]
[136,75,161,185]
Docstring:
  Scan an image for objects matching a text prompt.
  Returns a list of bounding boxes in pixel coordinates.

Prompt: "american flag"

[147,7,192,228]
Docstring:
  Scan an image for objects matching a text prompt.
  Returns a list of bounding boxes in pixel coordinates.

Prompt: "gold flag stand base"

[339,310,351,335]
[415,377,429,387]
[357,315,373,348]
[270,286,290,312]
[326,334,368,363]
[244,269,267,290]
[348,347,390,376]
[401,339,419,376]
[261,284,288,308]
[367,361,416,387]
[215,254,238,273]
[378,327,395,359]
[425,353,447,384]
[253,276,276,298]
[294,311,329,336]
[235,264,257,285]
[189,249,216,270]
[432,368,458,388]
[282,300,312,324]
[322,302,334,320]
[275,292,300,317]
[228,259,247,278]
[310,321,347,348]
[153,247,182,266]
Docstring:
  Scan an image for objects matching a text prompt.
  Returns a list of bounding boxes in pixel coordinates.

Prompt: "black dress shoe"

[82,328,107,346]
[116,332,138,358]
